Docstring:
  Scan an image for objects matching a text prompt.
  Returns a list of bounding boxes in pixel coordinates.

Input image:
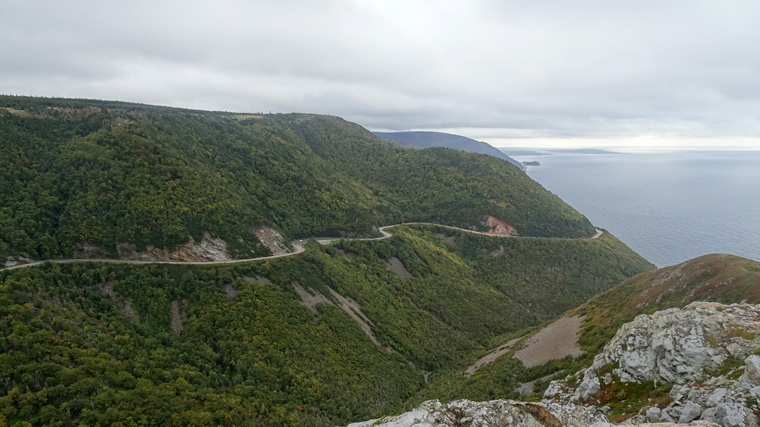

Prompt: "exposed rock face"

[3,255,34,268]
[170,299,188,333]
[117,232,231,262]
[292,283,332,317]
[98,282,139,324]
[351,302,758,427]
[347,399,564,427]
[584,302,760,385]
[347,399,718,426]
[252,225,289,256]
[74,242,108,258]
[383,257,412,279]
[543,302,760,426]
[482,215,518,237]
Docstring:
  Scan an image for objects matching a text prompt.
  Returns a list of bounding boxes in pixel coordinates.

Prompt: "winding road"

[1,223,603,271]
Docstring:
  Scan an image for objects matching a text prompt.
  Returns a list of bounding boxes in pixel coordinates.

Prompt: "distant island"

[554,148,620,154]
[521,161,540,167]
[500,147,620,156]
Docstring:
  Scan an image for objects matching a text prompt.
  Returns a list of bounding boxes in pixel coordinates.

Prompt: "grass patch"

[709,357,746,380]
[588,372,672,423]
[727,327,757,340]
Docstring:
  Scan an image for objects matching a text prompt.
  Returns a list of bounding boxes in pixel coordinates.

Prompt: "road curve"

[1,224,603,271]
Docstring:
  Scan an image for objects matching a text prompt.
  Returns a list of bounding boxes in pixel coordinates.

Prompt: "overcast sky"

[2,1,759,147]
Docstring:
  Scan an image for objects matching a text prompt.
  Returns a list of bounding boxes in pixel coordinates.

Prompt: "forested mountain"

[0,226,652,426]
[0,96,658,426]
[1,96,591,265]
[373,131,524,170]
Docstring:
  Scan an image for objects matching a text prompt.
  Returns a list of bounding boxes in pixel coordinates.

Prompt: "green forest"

[0,96,594,263]
[0,96,657,426]
[0,227,652,426]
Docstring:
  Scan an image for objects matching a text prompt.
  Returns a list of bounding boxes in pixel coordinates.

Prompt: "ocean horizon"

[510,149,760,268]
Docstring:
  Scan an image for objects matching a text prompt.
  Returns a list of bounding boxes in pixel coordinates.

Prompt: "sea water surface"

[511,150,760,267]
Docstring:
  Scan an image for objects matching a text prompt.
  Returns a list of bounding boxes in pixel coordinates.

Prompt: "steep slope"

[0,225,651,426]
[353,302,760,426]
[0,96,593,266]
[575,254,760,355]
[422,254,760,406]
[373,131,524,169]
[544,302,760,425]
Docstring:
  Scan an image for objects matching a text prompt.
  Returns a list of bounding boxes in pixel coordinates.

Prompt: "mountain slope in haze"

[373,131,524,170]
[0,96,593,265]
[421,254,760,406]
[0,225,652,426]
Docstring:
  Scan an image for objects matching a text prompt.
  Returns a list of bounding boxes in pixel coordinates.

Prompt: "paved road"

[1,223,603,271]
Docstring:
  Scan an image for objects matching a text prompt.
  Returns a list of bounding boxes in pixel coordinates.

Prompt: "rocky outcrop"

[543,302,760,426]
[252,225,289,256]
[347,399,718,426]
[347,399,564,427]
[117,232,231,262]
[352,302,760,426]
[583,302,760,385]
[74,242,108,258]
[482,215,518,237]
[3,255,34,268]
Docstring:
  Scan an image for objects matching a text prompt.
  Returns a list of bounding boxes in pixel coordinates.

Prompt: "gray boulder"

[677,401,702,423]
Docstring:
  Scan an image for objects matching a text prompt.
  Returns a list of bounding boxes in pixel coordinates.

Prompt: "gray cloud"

[2,0,759,144]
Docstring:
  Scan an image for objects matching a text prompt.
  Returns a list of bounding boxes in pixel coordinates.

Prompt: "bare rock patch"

[293,284,333,318]
[74,242,108,258]
[438,233,457,248]
[117,232,230,262]
[482,215,518,237]
[514,315,585,368]
[223,283,238,299]
[252,226,289,256]
[244,275,272,285]
[98,282,139,324]
[465,336,522,377]
[383,257,412,279]
[3,255,35,268]
[170,299,188,333]
[328,288,388,350]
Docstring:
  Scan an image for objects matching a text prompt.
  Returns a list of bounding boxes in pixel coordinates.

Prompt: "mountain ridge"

[373,130,524,170]
[0,96,596,265]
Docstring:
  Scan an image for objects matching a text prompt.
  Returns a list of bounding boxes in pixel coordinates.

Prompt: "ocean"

[510,149,760,267]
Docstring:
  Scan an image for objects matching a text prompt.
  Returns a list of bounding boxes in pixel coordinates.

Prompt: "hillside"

[354,301,760,426]
[0,225,652,426]
[0,96,594,266]
[373,131,524,170]
[421,254,760,406]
